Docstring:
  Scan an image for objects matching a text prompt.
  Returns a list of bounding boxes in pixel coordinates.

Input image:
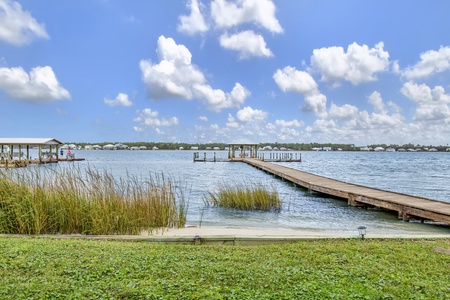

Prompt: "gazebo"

[228,143,258,160]
[0,138,64,167]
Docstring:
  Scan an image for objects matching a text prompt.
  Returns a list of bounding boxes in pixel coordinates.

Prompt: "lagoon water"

[46,150,450,235]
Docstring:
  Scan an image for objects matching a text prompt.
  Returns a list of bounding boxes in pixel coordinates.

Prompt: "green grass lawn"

[1,237,450,299]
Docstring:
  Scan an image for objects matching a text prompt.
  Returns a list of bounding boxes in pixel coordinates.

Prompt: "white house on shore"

[103,144,114,150]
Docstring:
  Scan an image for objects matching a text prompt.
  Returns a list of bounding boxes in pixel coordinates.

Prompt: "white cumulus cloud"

[211,0,283,33]
[0,0,49,46]
[177,0,208,35]
[273,66,318,95]
[328,103,359,119]
[219,30,273,59]
[0,66,70,102]
[304,94,327,118]
[401,82,450,121]
[368,91,387,114]
[226,113,239,128]
[310,42,390,85]
[140,35,250,111]
[403,46,450,79]
[193,82,250,112]
[275,119,303,127]
[236,106,268,122]
[306,119,337,134]
[400,82,450,104]
[273,66,327,117]
[133,108,179,132]
[104,93,133,107]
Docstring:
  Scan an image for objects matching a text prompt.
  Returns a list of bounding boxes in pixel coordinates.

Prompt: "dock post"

[204,152,206,162]
[348,194,366,207]
[214,152,216,162]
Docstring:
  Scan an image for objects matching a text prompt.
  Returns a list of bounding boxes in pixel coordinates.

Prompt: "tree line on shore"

[70,142,450,152]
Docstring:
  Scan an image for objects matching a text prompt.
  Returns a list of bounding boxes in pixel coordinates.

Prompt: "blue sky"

[1,0,450,145]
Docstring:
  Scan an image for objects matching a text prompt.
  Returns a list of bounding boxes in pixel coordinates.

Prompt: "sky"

[1,0,450,146]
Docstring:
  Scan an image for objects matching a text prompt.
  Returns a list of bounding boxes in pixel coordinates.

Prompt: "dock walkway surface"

[243,158,450,224]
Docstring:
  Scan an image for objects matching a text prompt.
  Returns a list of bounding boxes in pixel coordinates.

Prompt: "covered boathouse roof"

[0,138,64,147]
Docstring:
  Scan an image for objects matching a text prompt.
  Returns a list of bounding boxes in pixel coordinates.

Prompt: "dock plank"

[243,158,450,224]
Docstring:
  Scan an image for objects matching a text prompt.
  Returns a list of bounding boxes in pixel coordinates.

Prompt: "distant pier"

[193,143,301,163]
[193,152,301,162]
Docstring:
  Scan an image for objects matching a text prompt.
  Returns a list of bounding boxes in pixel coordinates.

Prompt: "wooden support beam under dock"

[243,158,450,225]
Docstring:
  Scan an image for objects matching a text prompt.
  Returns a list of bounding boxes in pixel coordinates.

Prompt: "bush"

[206,182,282,211]
[0,166,187,235]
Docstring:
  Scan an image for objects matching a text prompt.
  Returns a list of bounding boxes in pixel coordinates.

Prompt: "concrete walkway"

[3,226,450,245]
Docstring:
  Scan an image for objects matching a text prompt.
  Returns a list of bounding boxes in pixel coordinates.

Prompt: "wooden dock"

[243,158,450,224]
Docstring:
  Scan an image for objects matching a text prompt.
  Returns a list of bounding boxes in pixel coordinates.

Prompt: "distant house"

[374,147,385,152]
[61,144,78,150]
[85,145,93,150]
[322,147,332,151]
[114,143,128,150]
[213,147,221,150]
[179,147,184,150]
[92,145,102,150]
[103,144,114,150]
[190,146,199,150]
[130,146,139,150]
[139,146,147,150]
[152,146,159,150]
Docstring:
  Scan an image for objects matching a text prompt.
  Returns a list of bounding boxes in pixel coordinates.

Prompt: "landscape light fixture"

[357,226,367,240]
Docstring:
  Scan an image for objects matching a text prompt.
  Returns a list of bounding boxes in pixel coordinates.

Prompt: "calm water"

[34,150,450,235]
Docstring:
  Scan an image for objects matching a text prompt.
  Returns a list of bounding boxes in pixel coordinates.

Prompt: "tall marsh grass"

[206,182,282,211]
[0,166,187,235]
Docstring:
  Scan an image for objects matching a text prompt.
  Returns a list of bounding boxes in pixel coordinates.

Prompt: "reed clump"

[0,166,187,235]
[206,182,282,211]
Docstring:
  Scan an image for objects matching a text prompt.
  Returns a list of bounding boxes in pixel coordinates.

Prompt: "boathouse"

[0,138,64,167]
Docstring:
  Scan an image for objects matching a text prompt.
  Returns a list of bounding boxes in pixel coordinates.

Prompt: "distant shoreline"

[62,142,450,152]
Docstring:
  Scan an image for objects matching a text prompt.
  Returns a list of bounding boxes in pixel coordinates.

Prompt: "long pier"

[243,158,450,224]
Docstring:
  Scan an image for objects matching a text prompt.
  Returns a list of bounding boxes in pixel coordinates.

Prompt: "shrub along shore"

[205,182,282,211]
[1,237,450,299]
[0,166,187,235]
[0,166,286,235]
